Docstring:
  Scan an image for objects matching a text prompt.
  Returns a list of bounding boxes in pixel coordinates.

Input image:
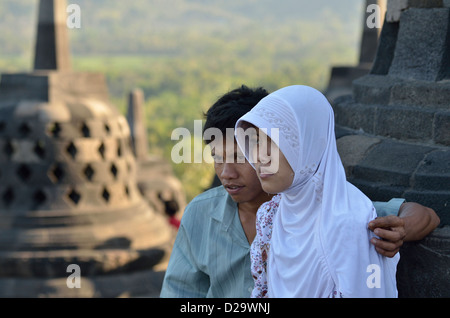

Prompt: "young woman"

[234,85,399,298]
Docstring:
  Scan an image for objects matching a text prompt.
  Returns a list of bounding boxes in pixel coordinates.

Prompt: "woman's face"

[248,126,294,194]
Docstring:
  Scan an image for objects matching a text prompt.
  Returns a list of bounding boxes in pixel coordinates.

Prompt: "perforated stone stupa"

[0,0,175,297]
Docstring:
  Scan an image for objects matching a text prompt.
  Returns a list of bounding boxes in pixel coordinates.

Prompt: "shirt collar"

[209,186,249,248]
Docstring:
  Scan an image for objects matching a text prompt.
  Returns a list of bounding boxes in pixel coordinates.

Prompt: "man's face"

[210,136,266,204]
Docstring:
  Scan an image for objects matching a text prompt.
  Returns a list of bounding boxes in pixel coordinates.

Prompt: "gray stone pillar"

[360,0,385,66]
[127,88,148,160]
[34,0,71,71]
[126,89,186,228]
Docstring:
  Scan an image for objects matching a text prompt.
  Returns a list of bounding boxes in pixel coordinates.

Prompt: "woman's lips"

[257,160,278,176]
[258,165,277,178]
[259,173,274,179]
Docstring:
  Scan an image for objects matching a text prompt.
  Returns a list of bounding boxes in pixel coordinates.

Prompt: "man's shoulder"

[182,186,231,222]
[189,185,228,205]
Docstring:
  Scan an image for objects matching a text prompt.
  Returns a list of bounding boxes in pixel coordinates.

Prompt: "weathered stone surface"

[353,74,398,105]
[333,100,376,134]
[336,134,381,177]
[336,134,450,224]
[348,178,405,202]
[370,20,399,75]
[388,8,450,81]
[334,122,358,139]
[352,139,434,187]
[0,73,112,105]
[389,80,450,109]
[374,104,434,141]
[386,0,444,22]
[342,75,450,146]
[0,268,165,298]
[434,111,450,146]
[397,226,450,298]
[407,0,444,7]
[353,75,450,109]
[414,150,450,191]
[0,248,165,278]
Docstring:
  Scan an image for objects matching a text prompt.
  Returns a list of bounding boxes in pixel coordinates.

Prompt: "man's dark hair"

[203,85,269,144]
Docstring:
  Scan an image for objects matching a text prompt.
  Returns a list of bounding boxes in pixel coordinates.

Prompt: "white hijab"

[235,85,398,298]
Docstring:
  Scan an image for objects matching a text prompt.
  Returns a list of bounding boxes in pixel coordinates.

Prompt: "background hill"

[0,0,364,200]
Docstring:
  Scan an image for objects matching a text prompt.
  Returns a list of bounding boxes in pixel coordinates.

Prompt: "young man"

[160,85,440,298]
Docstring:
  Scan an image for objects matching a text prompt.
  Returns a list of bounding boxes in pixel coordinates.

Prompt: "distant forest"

[0,0,365,200]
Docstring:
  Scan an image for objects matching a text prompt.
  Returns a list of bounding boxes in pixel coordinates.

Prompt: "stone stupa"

[0,0,174,297]
[331,0,450,297]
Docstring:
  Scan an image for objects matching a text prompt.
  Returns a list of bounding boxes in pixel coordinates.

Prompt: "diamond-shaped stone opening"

[124,185,130,198]
[18,122,32,137]
[98,142,105,159]
[81,122,90,138]
[104,123,110,135]
[127,138,133,152]
[2,187,14,206]
[110,163,118,179]
[17,164,32,182]
[33,189,47,206]
[83,164,95,181]
[48,122,61,138]
[102,187,110,203]
[117,142,122,157]
[66,142,77,159]
[68,189,81,205]
[49,164,64,183]
[3,140,14,157]
[33,140,46,159]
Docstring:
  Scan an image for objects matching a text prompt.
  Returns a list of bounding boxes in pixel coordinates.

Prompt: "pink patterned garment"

[250,194,343,298]
[250,194,281,298]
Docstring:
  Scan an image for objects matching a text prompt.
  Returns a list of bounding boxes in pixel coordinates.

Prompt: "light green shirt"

[160,186,404,298]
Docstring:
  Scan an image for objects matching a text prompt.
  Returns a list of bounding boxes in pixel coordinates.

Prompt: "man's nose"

[220,162,238,179]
